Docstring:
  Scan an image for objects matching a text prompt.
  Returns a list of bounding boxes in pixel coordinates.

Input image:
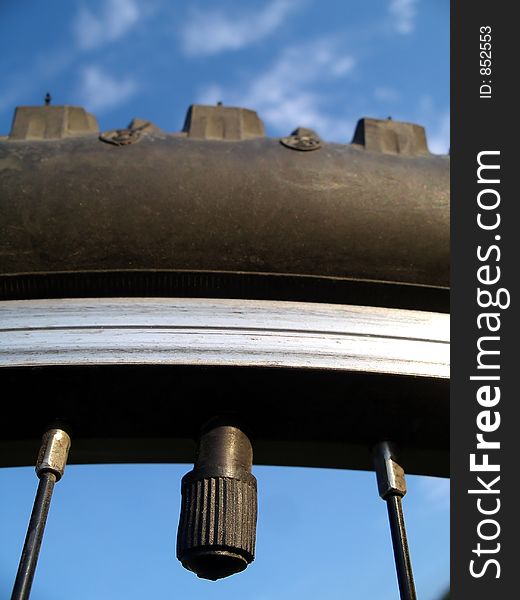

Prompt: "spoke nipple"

[372,441,407,499]
[36,429,71,481]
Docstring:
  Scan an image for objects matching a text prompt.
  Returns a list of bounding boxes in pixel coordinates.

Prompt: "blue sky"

[0,465,449,600]
[0,0,449,152]
[0,1,449,598]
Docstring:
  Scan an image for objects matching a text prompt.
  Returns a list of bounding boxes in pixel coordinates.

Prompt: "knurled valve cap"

[176,423,257,581]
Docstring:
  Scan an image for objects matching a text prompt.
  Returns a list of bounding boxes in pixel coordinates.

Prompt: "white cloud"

[197,40,356,141]
[426,111,450,155]
[181,0,300,56]
[77,66,138,112]
[73,0,140,50]
[198,84,226,106]
[389,0,418,35]
[374,86,400,103]
[415,96,450,154]
[331,56,356,77]
[418,476,450,510]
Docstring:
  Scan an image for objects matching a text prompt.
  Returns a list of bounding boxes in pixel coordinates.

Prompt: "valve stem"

[11,428,71,600]
[177,419,257,580]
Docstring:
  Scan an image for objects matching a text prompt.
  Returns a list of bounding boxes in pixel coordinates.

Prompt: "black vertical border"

[452,2,518,598]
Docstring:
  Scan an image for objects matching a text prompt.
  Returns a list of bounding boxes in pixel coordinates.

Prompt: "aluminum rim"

[0,297,449,378]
